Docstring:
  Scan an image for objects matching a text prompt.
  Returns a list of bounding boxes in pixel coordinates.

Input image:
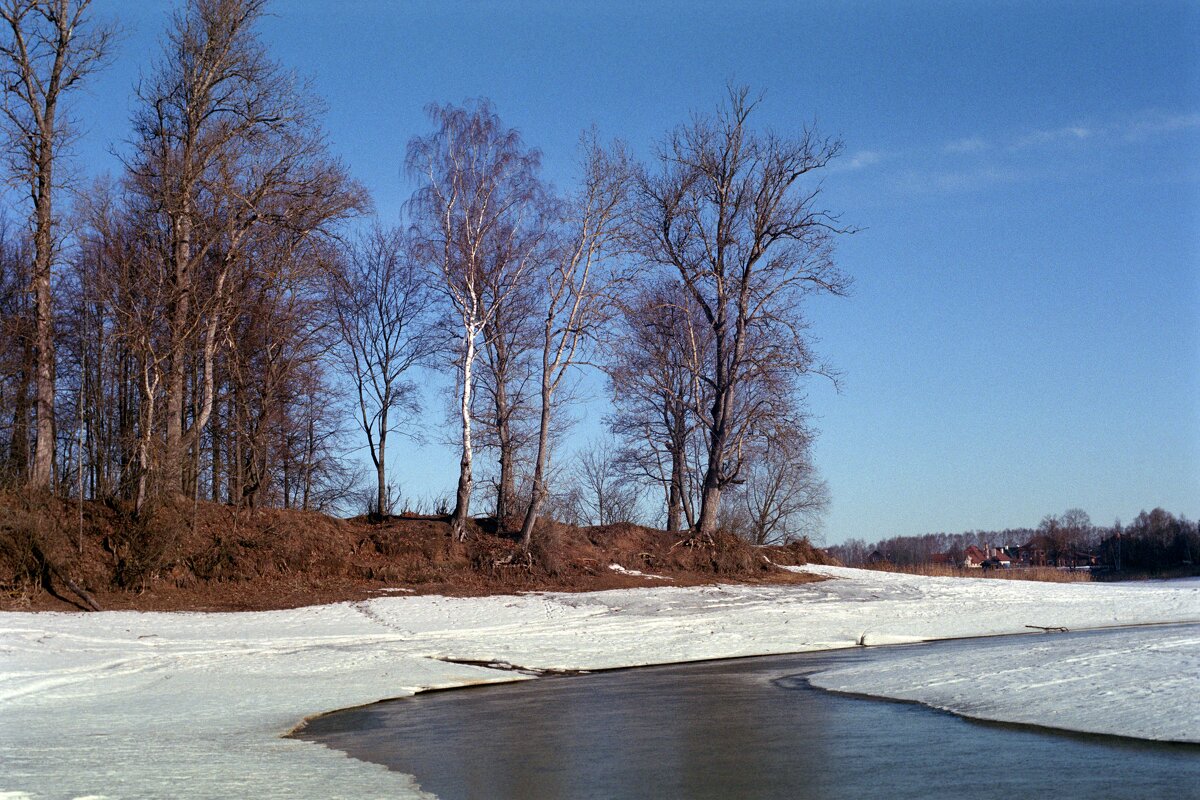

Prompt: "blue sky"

[43,0,1200,542]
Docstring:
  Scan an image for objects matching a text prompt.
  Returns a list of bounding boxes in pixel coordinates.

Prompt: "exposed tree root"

[31,543,102,611]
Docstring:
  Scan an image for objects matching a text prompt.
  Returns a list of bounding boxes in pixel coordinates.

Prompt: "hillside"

[0,492,830,612]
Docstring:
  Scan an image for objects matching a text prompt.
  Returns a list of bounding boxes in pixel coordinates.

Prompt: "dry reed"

[863,563,1093,583]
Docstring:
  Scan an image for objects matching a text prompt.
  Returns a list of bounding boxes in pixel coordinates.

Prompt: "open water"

[298,629,1200,800]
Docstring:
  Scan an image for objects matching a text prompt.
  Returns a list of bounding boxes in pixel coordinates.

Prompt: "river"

[296,627,1200,799]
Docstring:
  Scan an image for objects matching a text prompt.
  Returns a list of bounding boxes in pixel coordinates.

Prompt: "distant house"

[928,547,1012,570]
[1019,536,1053,567]
[1018,537,1098,569]
[867,550,887,565]
[982,548,1012,569]
[1065,551,1100,569]
[962,546,987,569]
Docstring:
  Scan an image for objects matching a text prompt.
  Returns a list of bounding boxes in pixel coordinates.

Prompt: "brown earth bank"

[0,491,833,612]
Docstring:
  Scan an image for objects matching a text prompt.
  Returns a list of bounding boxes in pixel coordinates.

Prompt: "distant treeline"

[827,508,1199,575]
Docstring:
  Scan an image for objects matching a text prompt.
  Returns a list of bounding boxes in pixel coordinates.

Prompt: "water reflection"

[299,639,1199,800]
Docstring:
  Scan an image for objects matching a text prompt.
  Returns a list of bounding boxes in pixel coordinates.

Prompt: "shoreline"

[291,618,1200,744]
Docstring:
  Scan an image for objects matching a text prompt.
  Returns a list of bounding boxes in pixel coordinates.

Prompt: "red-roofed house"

[962,546,987,569]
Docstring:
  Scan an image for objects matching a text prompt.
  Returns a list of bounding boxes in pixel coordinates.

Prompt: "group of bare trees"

[386,90,842,546]
[626,88,848,538]
[1,1,844,549]
[2,0,361,516]
[0,0,114,490]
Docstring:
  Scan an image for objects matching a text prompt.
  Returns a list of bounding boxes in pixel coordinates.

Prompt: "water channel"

[297,629,1200,800]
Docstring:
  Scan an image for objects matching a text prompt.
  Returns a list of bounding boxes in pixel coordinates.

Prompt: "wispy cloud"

[1123,111,1200,141]
[1012,125,1093,149]
[832,149,883,172]
[944,136,988,154]
[853,109,1198,198]
[949,110,1200,156]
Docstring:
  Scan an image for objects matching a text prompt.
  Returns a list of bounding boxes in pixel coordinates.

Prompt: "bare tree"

[1060,507,1095,551]
[407,99,544,540]
[66,179,149,503]
[519,137,630,548]
[214,226,338,508]
[738,432,829,545]
[1038,508,1094,566]
[331,225,434,517]
[607,279,706,531]
[0,0,115,488]
[571,437,640,527]
[630,86,851,537]
[92,193,173,513]
[274,364,357,513]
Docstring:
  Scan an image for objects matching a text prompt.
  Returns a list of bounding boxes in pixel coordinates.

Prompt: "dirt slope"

[0,492,832,612]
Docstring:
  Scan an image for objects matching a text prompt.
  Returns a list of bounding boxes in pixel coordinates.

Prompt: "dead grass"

[0,492,827,612]
[864,562,1093,583]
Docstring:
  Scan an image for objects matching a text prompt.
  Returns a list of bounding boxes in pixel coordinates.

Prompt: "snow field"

[1,566,1197,798]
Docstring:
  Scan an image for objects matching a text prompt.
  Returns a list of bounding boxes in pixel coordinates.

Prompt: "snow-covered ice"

[808,623,1200,743]
[1,566,1197,798]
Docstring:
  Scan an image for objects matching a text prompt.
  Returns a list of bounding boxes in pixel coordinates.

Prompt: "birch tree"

[407,100,544,540]
[475,253,538,524]
[631,86,850,538]
[0,0,114,489]
[519,139,629,549]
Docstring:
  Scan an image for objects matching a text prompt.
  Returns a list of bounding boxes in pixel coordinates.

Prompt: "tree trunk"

[117,350,135,500]
[518,378,553,551]
[164,209,192,497]
[31,267,55,488]
[696,396,729,537]
[695,479,722,537]
[667,446,685,533]
[302,412,314,511]
[230,399,243,504]
[489,334,517,525]
[375,429,388,517]
[496,416,515,524]
[450,331,476,540]
[281,449,290,510]
[30,110,56,489]
[210,401,222,503]
[134,370,157,516]
[682,486,696,530]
